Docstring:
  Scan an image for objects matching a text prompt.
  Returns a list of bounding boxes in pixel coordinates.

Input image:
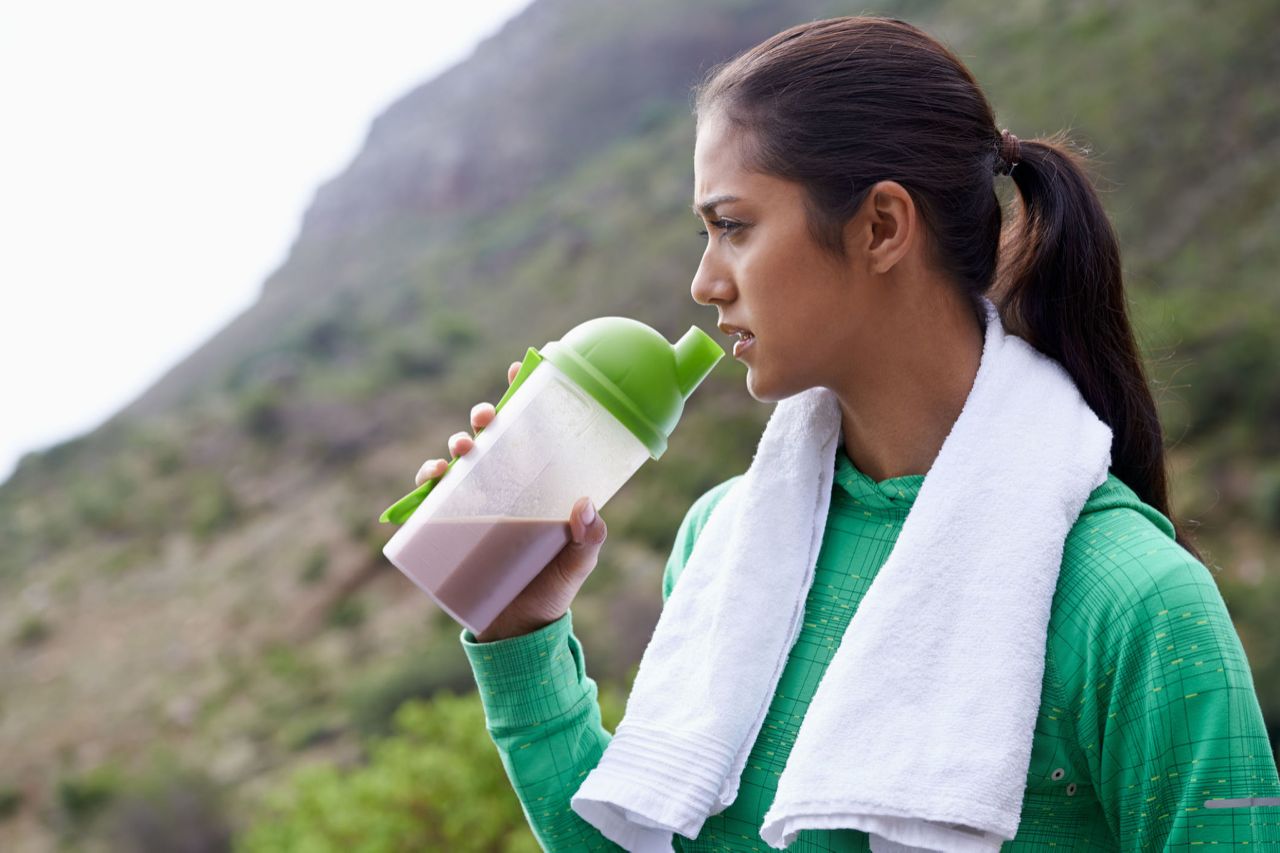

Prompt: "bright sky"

[0,0,535,486]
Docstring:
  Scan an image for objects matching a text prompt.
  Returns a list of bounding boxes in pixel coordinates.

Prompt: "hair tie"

[994,128,1021,176]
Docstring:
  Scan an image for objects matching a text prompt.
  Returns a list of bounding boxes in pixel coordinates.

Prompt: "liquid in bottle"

[396,516,572,636]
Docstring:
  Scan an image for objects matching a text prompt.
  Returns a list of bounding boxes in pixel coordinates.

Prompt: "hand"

[413,360,608,642]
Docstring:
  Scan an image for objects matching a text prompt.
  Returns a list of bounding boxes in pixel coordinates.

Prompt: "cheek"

[770,289,847,379]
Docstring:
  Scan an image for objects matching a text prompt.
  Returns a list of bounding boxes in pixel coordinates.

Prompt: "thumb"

[568,497,606,548]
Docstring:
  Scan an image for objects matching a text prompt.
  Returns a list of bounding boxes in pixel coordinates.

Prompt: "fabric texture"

[460,462,1280,850]
[567,295,1113,851]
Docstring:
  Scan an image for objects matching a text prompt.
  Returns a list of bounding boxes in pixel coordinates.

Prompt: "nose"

[690,248,735,307]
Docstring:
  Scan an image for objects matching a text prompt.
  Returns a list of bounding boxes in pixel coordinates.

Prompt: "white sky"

[0,0,535,486]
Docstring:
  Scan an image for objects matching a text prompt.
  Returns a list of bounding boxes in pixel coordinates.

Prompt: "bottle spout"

[673,325,724,398]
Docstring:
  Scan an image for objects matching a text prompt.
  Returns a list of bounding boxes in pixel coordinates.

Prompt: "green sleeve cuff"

[459,609,592,730]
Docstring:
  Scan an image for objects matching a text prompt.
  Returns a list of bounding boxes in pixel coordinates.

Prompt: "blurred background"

[1,0,1277,850]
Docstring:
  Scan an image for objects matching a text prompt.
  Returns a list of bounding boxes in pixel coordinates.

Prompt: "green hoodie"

[460,449,1280,851]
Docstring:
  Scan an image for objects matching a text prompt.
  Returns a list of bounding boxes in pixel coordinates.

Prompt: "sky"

[0,0,536,486]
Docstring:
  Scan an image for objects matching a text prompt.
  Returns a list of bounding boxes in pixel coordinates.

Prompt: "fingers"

[413,359,521,487]
[413,425,474,487]
[466,360,518,431]
[447,431,473,458]
[471,401,496,432]
[415,458,447,486]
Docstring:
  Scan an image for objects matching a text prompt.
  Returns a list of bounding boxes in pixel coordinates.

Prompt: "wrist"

[474,612,563,643]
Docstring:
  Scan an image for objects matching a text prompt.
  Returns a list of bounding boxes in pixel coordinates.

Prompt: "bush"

[0,784,22,821]
[150,441,185,476]
[100,762,231,853]
[237,389,285,445]
[56,764,122,829]
[238,691,540,852]
[430,309,480,350]
[326,598,366,631]
[1251,463,1280,532]
[242,671,631,851]
[299,547,330,585]
[188,474,241,541]
[13,614,51,649]
[385,339,449,379]
[343,639,476,736]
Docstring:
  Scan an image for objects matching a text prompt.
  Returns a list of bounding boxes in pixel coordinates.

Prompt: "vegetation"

[239,685,628,852]
[0,0,1276,848]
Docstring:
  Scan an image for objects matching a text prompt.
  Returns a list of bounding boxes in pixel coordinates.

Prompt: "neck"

[835,290,985,483]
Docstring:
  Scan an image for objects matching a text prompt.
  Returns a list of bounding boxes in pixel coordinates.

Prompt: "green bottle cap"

[379,318,723,524]
[542,318,723,459]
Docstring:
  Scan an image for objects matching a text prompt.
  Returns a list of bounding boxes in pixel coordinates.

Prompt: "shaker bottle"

[379,316,723,637]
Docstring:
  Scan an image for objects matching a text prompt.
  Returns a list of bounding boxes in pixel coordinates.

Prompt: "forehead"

[693,110,753,204]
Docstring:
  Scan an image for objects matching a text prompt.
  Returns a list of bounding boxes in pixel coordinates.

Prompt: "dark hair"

[692,15,1204,565]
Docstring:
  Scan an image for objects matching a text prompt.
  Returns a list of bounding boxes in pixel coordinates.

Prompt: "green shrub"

[430,309,480,350]
[150,442,185,476]
[299,547,330,585]
[385,339,449,379]
[188,475,241,541]
[241,679,630,851]
[99,761,231,853]
[0,784,22,821]
[238,691,537,853]
[68,473,136,536]
[326,598,366,631]
[56,764,122,828]
[343,639,475,736]
[1251,464,1280,532]
[277,712,344,753]
[237,389,285,445]
[13,614,51,649]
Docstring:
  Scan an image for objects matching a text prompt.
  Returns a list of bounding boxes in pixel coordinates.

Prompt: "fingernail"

[582,500,597,525]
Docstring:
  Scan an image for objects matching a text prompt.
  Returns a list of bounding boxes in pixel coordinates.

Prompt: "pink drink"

[394,516,572,636]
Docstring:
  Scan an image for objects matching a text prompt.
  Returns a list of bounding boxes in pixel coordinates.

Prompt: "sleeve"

[1083,549,1280,850]
[459,477,738,851]
[460,609,625,851]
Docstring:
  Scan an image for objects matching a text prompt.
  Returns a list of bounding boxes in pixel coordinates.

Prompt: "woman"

[420,15,1279,850]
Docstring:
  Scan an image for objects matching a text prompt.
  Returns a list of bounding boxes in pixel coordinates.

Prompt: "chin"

[745,367,803,404]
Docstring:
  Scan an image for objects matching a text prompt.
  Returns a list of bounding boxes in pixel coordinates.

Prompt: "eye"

[697,219,742,240]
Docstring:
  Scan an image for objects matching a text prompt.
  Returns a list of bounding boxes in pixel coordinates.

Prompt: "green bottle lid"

[379,318,723,524]
[542,317,724,459]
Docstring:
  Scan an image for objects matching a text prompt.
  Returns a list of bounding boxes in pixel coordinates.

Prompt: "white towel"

[569,295,1114,851]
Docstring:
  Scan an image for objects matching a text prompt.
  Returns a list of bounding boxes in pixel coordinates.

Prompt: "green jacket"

[460,450,1280,850]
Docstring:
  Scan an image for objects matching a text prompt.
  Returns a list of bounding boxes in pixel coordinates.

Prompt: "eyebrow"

[690,194,740,217]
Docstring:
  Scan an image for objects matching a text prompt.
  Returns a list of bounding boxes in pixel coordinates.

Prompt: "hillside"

[1,0,1277,848]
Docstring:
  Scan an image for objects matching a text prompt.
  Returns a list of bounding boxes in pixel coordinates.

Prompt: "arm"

[460,610,625,851]
[461,479,736,850]
[1082,549,1280,850]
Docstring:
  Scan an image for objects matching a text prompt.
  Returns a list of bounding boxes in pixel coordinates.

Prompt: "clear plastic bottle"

[380,317,723,636]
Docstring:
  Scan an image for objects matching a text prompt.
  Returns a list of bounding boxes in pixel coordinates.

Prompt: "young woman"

[419,15,1279,851]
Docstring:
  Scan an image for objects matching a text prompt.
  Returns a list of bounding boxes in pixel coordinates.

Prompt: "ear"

[848,180,916,275]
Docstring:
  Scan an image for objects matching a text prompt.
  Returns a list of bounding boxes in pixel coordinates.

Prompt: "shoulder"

[661,474,743,602]
[1056,471,1214,634]
[1048,471,1240,726]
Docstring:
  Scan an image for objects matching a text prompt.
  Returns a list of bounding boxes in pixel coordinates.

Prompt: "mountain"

[110,0,820,422]
[1,0,1277,848]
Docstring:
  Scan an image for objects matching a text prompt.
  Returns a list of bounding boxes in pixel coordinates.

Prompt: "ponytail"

[995,130,1204,564]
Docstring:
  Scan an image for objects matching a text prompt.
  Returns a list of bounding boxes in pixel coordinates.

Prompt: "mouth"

[717,323,755,359]
[717,322,755,358]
